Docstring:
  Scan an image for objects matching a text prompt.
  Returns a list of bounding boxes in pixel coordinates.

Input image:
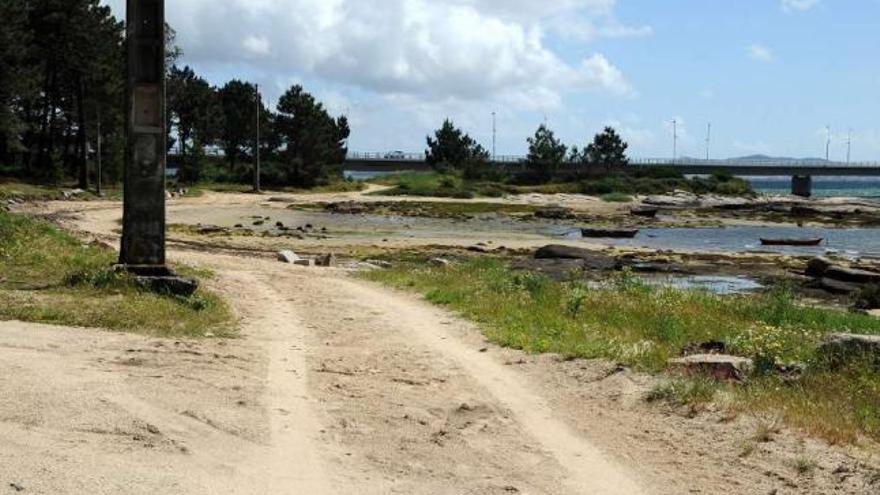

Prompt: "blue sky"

[102,0,880,161]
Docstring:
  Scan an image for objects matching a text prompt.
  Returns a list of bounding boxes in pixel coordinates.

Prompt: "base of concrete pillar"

[792,175,813,198]
[115,265,199,297]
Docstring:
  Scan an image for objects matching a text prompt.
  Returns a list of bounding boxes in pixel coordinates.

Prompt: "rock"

[326,201,368,214]
[467,245,490,253]
[134,276,199,297]
[365,260,393,269]
[668,354,754,381]
[253,220,265,226]
[430,257,451,267]
[534,206,575,220]
[277,250,300,263]
[824,266,880,284]
[315,253,337,267]
[817,333,880,369]
[536,245,599,260]
[234,224,244,228]
[197,225,229,235]
[805,257,833,278]
[534,245,619,271]
[791,205,822,216]
[818,278,861,294]
[293,259,314,267]
[275,221,285,228]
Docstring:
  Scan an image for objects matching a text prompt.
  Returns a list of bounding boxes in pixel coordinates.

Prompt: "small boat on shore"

[630,206,659,218]
[759,237,824,247]
[581,228,640,239]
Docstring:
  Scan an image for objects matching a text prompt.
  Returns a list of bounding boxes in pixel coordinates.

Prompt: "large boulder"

[805,257,833,278]
[817,333,880,369]
[315,253,337,267]
[536,244,600,260]
[668,354,754,381]
[824,266,880,284]
[819,278,862,295]
[534,245,619,271]
[277,250,300,263]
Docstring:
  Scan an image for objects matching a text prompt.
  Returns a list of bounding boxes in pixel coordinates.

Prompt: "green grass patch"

[371,172,511,198]
[370,171,753,199]
[0,179,121,201]
[188,179,366,197]
[0,210,235,338]
[599,192,633,203]
[363,257,880,443]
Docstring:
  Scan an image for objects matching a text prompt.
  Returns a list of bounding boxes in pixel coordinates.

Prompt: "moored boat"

[759,238,824,246]
[581,228,640,239]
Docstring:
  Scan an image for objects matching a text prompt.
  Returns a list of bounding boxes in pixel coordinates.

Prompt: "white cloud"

[242,35,270,57]
[102,0,636,105]
[781,0,821,13]
[748,44,774,62]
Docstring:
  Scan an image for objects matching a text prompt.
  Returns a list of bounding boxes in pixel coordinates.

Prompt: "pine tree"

[276,85,349,187]
[425,119,490,179]
[526,124,567,183]
[584,127,629,173]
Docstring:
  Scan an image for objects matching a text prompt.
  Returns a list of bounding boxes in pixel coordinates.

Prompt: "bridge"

[345,152,880,197]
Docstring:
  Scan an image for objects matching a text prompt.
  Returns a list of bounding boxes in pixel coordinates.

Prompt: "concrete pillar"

[791,175,813,198]
[120,0,166,270]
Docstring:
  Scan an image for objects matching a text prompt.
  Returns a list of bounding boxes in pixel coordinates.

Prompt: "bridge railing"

[346,152,880,168]
[346,151,526,163]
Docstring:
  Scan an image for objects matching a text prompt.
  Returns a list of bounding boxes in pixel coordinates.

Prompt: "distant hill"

[678,154,831,163]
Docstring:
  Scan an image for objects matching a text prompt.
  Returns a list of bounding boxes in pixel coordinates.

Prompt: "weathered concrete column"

[792,175,813,198]
[120,0,166,269]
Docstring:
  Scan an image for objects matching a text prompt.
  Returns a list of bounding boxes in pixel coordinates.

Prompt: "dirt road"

[0,252,645,494]
[3,197,879,494]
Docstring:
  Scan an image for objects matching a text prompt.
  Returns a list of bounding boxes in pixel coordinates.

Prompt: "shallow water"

[169,204,880,258]
[587,226,880,258]
[638,275,763,295]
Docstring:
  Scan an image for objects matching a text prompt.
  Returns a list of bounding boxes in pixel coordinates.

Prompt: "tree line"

[0,0,349,189]
[426,120,629,183]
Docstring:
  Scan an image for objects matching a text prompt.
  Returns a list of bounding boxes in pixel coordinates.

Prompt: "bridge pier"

[791,175,812,198]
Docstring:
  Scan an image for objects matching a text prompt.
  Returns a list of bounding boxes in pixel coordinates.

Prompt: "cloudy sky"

[102,0,880,160]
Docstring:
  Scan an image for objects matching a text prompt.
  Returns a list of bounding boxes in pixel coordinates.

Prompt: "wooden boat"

[759,238,824,247]
[630,206,659,218]
[581,228,640,239]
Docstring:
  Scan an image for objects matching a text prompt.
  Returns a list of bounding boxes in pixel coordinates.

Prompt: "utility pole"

[847,128,852,165]
[492,111,497,161]
[96,105,102,197]
[672,119,678,163]
[121,0,168,269]
[254,84,261,193]
[825,125,831,162]
[705,122,711,161]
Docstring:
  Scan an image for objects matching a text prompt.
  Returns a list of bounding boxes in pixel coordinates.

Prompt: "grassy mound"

[0,211,234,338]
[370,171,753,199]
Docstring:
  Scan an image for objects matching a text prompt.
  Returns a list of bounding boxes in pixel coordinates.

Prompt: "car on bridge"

[383,150,407,160]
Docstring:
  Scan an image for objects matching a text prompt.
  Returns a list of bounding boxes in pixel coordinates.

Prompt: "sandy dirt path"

[5,198,879,494]
[1,248,648,494]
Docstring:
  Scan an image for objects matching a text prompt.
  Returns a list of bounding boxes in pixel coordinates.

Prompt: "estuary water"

[589,226,880,258]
